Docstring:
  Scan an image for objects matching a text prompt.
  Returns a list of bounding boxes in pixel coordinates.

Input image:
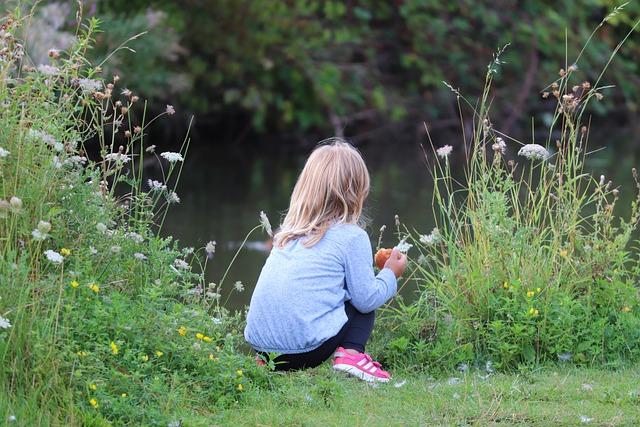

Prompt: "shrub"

[373,10,640,372]
[0,10,268,425]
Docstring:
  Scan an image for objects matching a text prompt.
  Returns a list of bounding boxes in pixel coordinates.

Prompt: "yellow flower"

[70,280,80,289]
[209,354,217,361]
[502,282,509,289]
[203,336,212,343]
[526,290,535,298]
[178,326,187,336]
[622,306,632,313]
[89,383,97,391]
[237,383,243,392]
[110,341,119,355]
[141,355,149,362]
[155,350,163,357]
[89,398,98,408]
[559,249,568,257]
[60,248,71,257]
[236,369,243,377]
[536,287,541,293]
[121,393,127,398]
[195,333,204,340]
[77,350,87,357]
[528,308,539,317]
[89,283,100,293]
[215,346,221,352]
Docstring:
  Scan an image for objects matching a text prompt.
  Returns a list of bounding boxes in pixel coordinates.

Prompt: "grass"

[212,366,640,426]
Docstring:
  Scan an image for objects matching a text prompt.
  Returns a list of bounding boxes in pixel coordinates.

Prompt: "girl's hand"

[384,248,407,278]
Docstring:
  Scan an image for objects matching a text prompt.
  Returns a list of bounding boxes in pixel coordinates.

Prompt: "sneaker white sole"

[332,363,390,383]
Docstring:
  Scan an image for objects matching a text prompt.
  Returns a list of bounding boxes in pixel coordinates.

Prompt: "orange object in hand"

[374,248,393,270]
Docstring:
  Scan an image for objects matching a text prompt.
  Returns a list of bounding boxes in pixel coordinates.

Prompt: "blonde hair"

[274,138,370,248]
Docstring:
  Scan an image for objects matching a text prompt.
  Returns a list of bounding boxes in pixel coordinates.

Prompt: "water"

[161,129,639,310]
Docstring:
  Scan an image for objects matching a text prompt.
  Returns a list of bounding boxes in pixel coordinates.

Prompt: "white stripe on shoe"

[357,359,367,367]
[333,363,390,383]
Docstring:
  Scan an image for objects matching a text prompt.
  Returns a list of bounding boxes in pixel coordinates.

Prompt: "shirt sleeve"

[342,229,397,313]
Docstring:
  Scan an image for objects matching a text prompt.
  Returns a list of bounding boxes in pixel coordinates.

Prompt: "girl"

[244,138,406,382]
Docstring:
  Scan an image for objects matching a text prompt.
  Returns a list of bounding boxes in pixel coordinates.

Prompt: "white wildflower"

[146,145,156,153]
[0,147,9,158]
[166,191,180,204]
[148,179,167,191]
[77,78,102,94]
[452,392,461,400]
[579,415,592,424]
[31,229,49,241]
[37,64,59,76]
[206,291,221,300]
[126,232,144,244]
[557,352,573,362]
[518,144,549,161]
[104,152,131,163]
[581,383,594,392]
[28,129,63,151]
[0,316,11,329]
[234,281,245,292]
[89,246,98,255]
[110,245,121,253]
[417,254,428,265]
[211,317,222,324]
[52,156,63,169]
[447,377,462,386]
[492,137,506,154]
[38,221,51,233]
[8,415,16,422]
[133,252,147,261]
[160,152,184,163]
[9,196,22,210]
[205,241,217,256]
[259,211,273,237]
[96,222,108,234]
[64,155,87,166]
[485,360,494,373]
[174,259,190,270]
[419,228,441,245]
[44,249,64,264]
[457,363,469,373]
[436,145,453,159]
[395,238,412,253]
[166,105,175,115]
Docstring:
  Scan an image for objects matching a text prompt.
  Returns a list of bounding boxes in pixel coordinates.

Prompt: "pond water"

[161,127,638,310]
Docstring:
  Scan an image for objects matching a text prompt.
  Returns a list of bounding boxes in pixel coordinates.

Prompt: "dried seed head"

[113,75,120,82]
[612,189,620,198]
[107,83,114,90]
[551,82,559,90]
[552,90,560,98]
[582,81,591,90]
[48,49,60,59]
[572,85,580,92]
[556,139,561,149]
[542,92,549,99]
[115,100,122,107]
[134,126,142,134]
[581,126,587,134]
[595,93,604,101]
[121,106,128,115]
[568,64,578,72]
[131,96,139,103]
[125,130,132,138]
[559,68,566,76]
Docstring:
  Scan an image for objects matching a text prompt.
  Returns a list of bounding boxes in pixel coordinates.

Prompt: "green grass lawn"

[206,365,640,426]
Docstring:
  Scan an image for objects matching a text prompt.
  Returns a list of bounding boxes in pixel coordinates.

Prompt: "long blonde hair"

[274,138,370,248]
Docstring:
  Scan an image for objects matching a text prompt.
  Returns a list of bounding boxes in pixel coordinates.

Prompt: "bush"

[0,11,269,425]
[373,11,640,372]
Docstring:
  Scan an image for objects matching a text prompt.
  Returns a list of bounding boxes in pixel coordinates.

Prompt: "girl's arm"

[343,230,397,313]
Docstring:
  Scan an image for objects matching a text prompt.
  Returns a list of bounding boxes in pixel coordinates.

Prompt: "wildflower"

[77,350,87,357]
[203,336,212,343]
[259,211,273,237]
[121,393,127,398]
[131,95,139,103]
[166,105,175,115]
[110,341,119,355]
[174,259,190,270]
[492,137,506,154]
[89,283,99,293]
[104,152,131,163]
[579,415,592,424]
[0,316,12,329]
[557,352,573,361]
[237,384,243,392]
[0,147,9,158]
[70,280,79,288]
[503,282,510,289]
[160,152,184,163]
[234,281,245,292]
[133,126,142,134]
[37,64,59,76]
[9,196,22,210]
[155,350,163,357]
[89,383,97,391]
[595,92,604,101]
[126,232,144,244]
[166,191,181,204]
[205,241,217,257]
[518,144,549,161]
[209,354,216,361]
[28,129,63,151]
[32,229,49,241]
[436,145,453,159]
[536,287,541,293]
[121,88,132,97]
[89,246,98,255]
[110,246,121,254]
[44,249,64,264]
[96,222,108,234]
[196,333,204,340]
[527,290,535,298]
[78,78,102,94]
[178,326,187,336]
[60,248,71,257]
[560,249,568,257]
[89,398,98,408]
[141,355,149,362]
[621,306,632,313]
[148,179,166,191]
[207,291,221,300]
[236,369,243,376]
[419,228,441,245]
[7,415,16,422]
[528,308,539,317]
[395,238,413,253]
[133,252,147,261]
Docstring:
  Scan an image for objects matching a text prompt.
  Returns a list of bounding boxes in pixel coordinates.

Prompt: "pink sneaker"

[255,354,266,367]
[332,347,391,383]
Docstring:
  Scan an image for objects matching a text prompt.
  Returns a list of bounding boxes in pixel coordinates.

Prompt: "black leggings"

[259,301,375,371]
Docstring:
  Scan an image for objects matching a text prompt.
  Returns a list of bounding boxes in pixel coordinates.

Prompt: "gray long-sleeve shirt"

[244,223,397,354]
